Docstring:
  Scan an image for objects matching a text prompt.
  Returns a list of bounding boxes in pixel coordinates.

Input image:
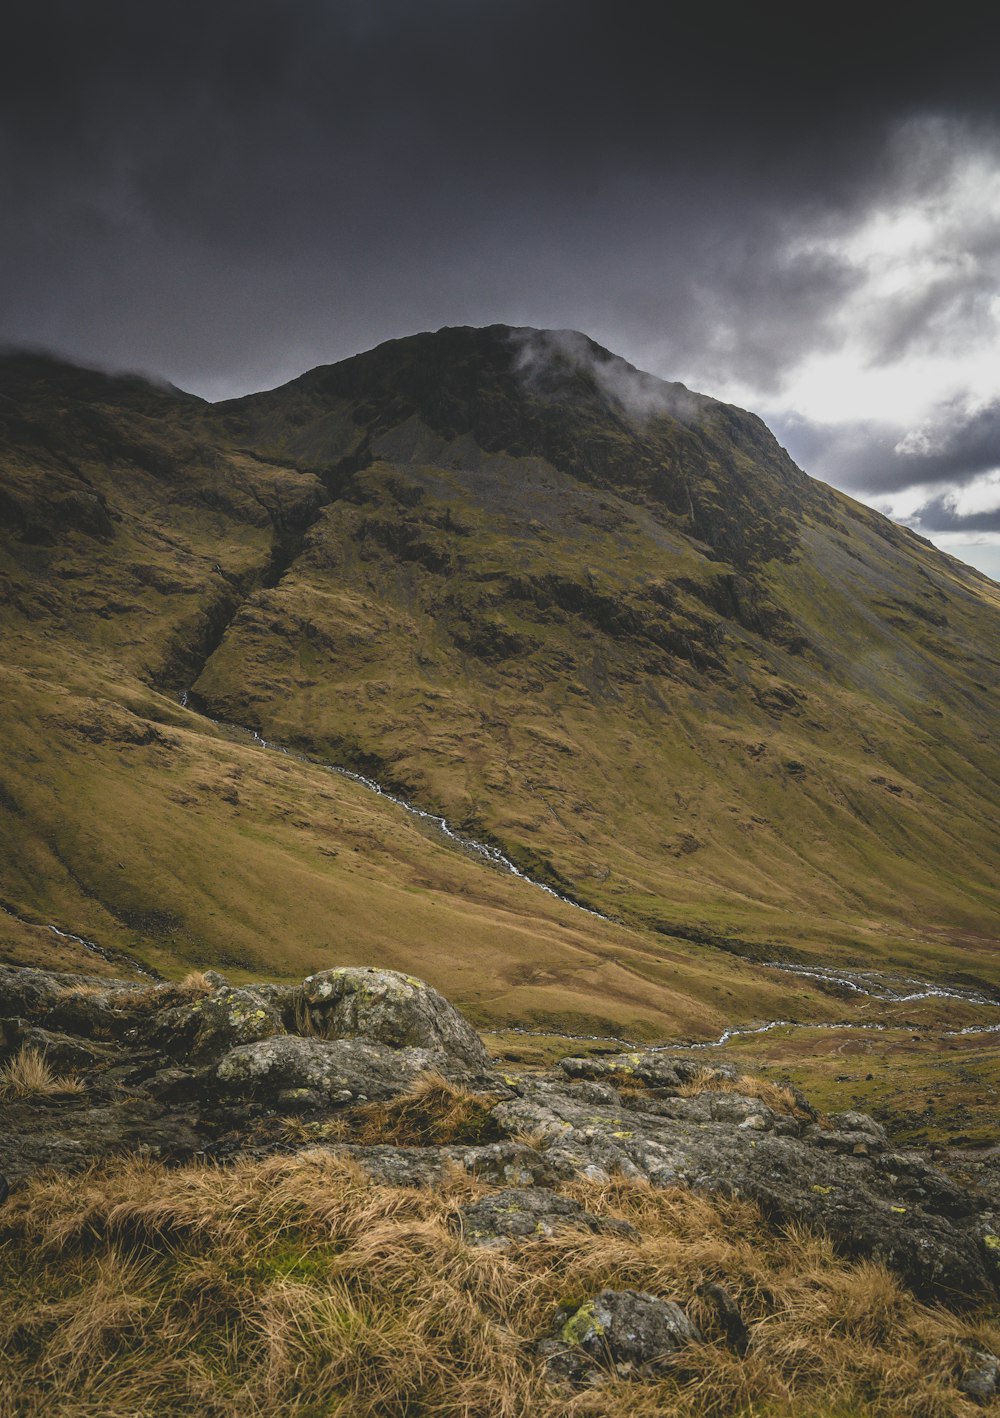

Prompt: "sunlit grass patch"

[0,1152,995,1416]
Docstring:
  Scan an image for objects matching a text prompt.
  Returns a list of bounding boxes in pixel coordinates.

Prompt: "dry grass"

[113,971,215,1012]
[0,1046,84,1098]
[281,1072,503,1148]
[675,1067,807,1117]
[348,1072,503,1146]
[52,972,214,1017]
[53,982,112,1000]
[0,1152,995,1417]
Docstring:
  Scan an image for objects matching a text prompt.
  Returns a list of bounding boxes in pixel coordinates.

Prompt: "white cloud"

[702,118,1000,433]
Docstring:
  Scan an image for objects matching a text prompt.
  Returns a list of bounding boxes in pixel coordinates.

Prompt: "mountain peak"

[217,323,812,568]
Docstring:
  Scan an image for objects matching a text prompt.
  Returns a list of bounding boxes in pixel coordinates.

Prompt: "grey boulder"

[295,967,491,1072]
[549,1288,701,1383]
[451,1186,637,1247]
[215,1033,440,1105]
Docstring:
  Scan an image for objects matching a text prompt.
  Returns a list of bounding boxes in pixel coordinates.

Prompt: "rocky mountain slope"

[2,961,996,1304]
[0,329,998,1037]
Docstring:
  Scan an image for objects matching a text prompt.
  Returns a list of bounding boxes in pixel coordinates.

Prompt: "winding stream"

[481,957,1000,1053]
[762,960,997,1009]
[185,698,612,921]
[1,905,158,979]
[182,695,1000,1053]
[14,695,990,1047]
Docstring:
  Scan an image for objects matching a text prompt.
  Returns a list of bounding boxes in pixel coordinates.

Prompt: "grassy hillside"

[0,331,997,1043]
[200,328,1000,978]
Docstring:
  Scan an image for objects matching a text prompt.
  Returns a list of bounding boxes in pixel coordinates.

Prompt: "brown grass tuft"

[344,1071,503,1146]
[676,1067,806,1117]
[0,1045,85,1097]
[53,982,110,1000]
[112,971,215,1013]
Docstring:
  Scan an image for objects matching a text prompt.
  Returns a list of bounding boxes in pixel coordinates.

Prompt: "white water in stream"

[0,905,157,979]
[186,697,611,921]
[4,699,994,1049]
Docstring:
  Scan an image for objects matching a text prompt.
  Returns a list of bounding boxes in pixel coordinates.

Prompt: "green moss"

[561,1300,604,1347]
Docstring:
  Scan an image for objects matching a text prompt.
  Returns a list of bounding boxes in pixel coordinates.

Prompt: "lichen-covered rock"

[16,1025,105,1071]
[0,965,66,1019]
[215,1033,439,1104]
[141,986,283,1063]
[295,967,491,1072]
[451,1186,637,1247]
[250,982,301,1031]
[828,1110,888,1143]
[548,1289,701,1383]
[492,1072,996,1303]
[43,992,115,1035]
[1,960,998,1318]
[558,1051,711,1091]
[0,1098,208,1183]
[960,1350,1000,1404]
[0,965,130,1024]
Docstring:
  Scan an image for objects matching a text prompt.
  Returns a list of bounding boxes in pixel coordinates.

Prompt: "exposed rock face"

[216,1034,441,1106]
[1,961,998,1312]
[545,1289,702,1384]
[295,967,492,1072]
[141,986,284,1062]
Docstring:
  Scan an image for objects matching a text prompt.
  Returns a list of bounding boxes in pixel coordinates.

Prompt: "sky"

[2,2,999,578]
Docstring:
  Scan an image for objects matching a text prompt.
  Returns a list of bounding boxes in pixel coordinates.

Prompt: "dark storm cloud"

[910,495,1000,535]
[2,2,1000,583]
[2,0,1000,389]
[776,399,1000,496]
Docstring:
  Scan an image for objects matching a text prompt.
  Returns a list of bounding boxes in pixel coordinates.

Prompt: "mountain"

[1,327,998,1041]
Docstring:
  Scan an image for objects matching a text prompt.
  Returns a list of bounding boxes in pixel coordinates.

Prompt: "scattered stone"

[700,1282,749,1355]
[960,1351,1000,1405]
[451,1186,637,1247]
[547,1289,701,1383]
[275,1086,325,1112]
[828,1110,887,1142]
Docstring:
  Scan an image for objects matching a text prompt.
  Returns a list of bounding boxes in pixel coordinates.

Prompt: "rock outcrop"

[542,1289,702,1384]
[1,961,998,1312]
[294,966,492,1071]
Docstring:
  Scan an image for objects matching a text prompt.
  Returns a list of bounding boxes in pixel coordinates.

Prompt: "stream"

[13,696,992,1050]
[1,905,159,980]
[183,696,612,920]
[181,696,1000,1054]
